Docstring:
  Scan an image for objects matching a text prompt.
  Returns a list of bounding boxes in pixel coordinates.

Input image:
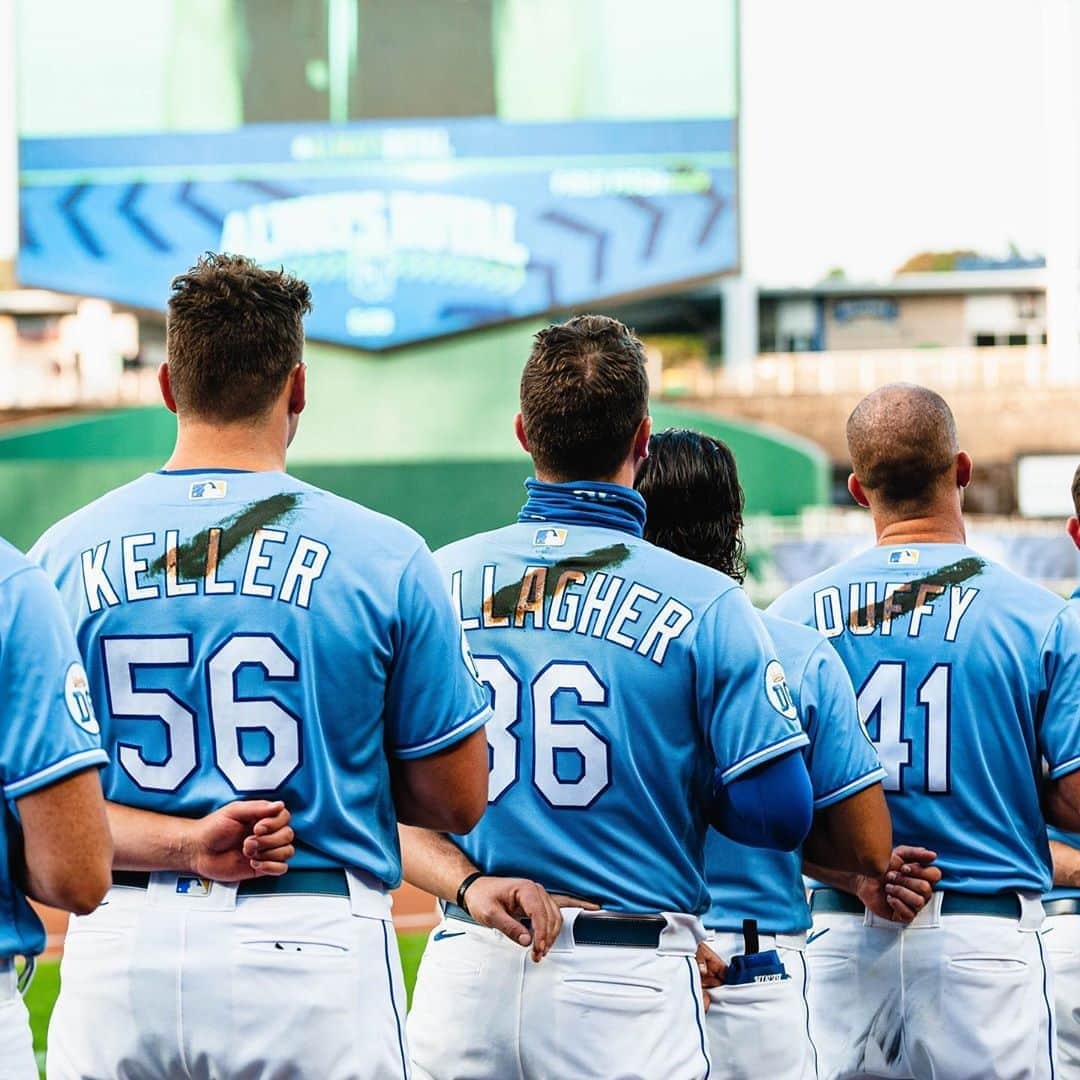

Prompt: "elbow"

[51,867,110,916]
[402,790,487,835]
[434,789,487,834]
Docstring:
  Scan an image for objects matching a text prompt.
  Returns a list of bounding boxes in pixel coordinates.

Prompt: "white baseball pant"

[0,960,37,1080]
[1043,907,1080,1074]
[407,908,711,1080]
[705,930,817,1079]
[46,870,411,1080]
[805,891,1055,1080]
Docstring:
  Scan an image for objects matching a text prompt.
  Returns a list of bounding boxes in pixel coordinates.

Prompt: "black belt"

[1044,898,1080,917]
[444,901,666,948]
[112,869,351,898]
[809,888,1023,919]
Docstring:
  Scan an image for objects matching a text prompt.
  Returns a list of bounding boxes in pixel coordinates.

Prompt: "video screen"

[17,0,738,348]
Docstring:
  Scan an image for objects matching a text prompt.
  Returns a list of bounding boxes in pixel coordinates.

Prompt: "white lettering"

[241,529,287,598]
[122,534,159,602]
[163,530,197,597]
[577,573,622,638]
[606,583,661,649]
[81,543,120,613]
[279,536,330,609]
[637,599,693,665]
[945,586,979,643]
[814,587,844,639]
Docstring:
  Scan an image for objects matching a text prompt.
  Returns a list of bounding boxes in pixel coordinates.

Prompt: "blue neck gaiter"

[517,478,646,538]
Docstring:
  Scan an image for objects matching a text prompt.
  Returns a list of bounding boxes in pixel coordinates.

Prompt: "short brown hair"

[519,314,649,481]
[847,383,959,508]
[166,253,312,422]
[1072,463,1080,516]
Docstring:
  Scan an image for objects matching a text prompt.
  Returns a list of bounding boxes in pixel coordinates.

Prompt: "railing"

[663,345,1078,400]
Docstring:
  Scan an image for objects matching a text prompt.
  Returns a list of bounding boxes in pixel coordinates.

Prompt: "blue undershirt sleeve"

[708,749,814,851]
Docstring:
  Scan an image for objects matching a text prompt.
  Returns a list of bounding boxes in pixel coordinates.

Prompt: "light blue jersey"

[1046,583,1080,902]
[31,469,491,888]
[0,540,108,957]
[435,481,808,915]
[704,612,885,934]
[771,543,1080,894]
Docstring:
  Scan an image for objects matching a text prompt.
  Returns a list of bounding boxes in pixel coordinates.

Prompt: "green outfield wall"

[0,322,827,551]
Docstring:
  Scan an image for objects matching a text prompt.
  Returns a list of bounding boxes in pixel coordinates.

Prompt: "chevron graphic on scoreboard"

[18,117,737,350]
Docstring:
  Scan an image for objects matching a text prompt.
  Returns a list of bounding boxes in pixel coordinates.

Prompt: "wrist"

[456,871,485,914]
[170,817,202,874]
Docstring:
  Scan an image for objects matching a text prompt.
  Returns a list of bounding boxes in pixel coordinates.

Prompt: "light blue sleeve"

[697,588,809,784]
[800,639,886,808]
[385,545,493,760]
[1040,604,1080,780]
[1,566,109,800]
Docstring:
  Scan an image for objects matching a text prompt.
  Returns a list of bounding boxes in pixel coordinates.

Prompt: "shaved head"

[847,384,960,509]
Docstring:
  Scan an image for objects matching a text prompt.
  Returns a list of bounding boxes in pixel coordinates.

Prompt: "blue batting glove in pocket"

[724,949,789,986]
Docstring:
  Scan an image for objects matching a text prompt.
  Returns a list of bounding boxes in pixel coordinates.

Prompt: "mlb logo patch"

[533,527,568,548]
[889,548,920,566]
[176,876,213,897]
[189,479,227,501]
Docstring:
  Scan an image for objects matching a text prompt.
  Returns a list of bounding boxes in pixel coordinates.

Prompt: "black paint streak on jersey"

[148,493,302,580]
[487,543,632,621]
[850,556,985,628]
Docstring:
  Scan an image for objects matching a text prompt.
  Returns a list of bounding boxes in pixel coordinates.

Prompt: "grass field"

[24,932,429,1077]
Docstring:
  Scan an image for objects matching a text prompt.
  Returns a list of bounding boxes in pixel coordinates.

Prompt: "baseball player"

[636,427,927,1079]
[404,315,814,1080]
[771,383,1080,1080]
[32,254,491,1079]
[1042,461,1080,1073]
[0,539,112,1079]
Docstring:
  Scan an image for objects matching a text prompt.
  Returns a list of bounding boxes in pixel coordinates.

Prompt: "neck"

[535,462,635,489]
[163,418,287,473]
[872,505,967,547]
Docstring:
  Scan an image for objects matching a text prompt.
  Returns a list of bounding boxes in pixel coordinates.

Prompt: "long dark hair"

[635,428,747,582]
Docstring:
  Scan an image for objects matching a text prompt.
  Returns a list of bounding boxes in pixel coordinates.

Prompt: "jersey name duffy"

[450,560,692,666]
[80,520,329,612]
[811,575,979,641]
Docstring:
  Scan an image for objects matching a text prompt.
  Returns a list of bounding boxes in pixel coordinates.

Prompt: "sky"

[740,0,1051,283]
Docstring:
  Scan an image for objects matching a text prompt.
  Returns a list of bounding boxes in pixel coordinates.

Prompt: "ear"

[1068,517,1080,551]
[955,451,973,489]
[288,364,307,416]
[514,413,530,455]
[158,362,178,415]
[848,472,870,508]
[632,415,652,464]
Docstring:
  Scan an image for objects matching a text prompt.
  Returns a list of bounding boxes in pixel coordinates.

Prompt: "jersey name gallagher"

[449,564,693,666]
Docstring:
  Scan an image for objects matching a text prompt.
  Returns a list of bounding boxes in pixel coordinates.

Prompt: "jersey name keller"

[78,526,330,612]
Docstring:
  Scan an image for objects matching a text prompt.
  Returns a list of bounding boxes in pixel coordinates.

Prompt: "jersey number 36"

[475,656,611,810]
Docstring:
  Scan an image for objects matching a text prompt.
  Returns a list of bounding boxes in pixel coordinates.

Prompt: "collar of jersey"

[156,468,256,475]
[517,478,646,537]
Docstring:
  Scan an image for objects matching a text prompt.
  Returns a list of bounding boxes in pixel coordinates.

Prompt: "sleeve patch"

[764,660,798,721]
[64,662,100,735]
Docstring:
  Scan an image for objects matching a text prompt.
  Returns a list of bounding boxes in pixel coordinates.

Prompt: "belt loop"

[1017,892,1045,932]
[551,908,582,953]
[657,912,707,956]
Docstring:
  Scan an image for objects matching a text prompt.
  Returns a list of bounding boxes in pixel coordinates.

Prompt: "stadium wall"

[0,321,828,551]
